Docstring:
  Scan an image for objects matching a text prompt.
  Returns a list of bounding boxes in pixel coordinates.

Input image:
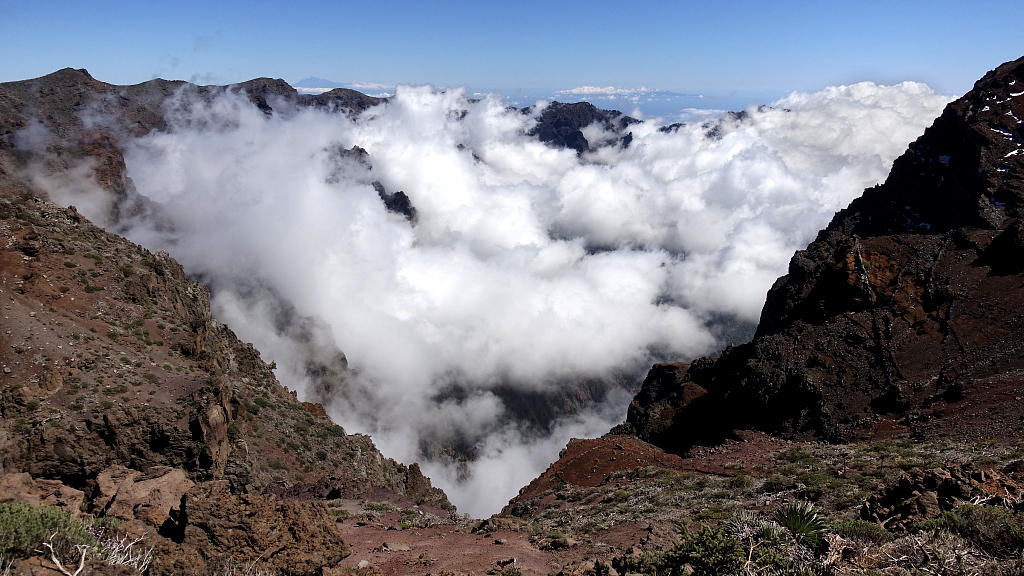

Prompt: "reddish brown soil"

[913,369,1024,443]
[337,520,557,575]
[514,431,795,503]
[334,510,650,576]
[327,430,794,575]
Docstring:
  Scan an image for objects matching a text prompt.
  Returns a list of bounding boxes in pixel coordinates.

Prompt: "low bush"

[834,518,892,544]
[913,504,1024,558]
[0,502,96,561]
[658,525,743,576]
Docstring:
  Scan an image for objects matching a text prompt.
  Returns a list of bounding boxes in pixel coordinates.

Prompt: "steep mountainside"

[0,71,449,575]
[623,56,1024,450]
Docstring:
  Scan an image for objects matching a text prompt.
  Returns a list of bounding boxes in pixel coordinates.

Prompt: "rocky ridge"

[0,69,449,574]
[0,65,647,576]
[622,56,1024,449]
[0,190,449,574]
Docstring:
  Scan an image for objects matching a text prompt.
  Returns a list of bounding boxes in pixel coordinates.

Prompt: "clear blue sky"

[1,0,1022,97]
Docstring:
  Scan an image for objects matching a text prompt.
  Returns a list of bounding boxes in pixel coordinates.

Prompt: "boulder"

[150,480,349,576]
[0,472,84,515]
[96,465,194,527]
[861,465,1024,531]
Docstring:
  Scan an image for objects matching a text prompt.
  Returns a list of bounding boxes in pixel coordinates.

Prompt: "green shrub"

[659,525,743,576]
[913,504,1024,558]
[89,516,124,531]
[834,518,891,544]
[227,421,240,440]
[778,446,816,464]
[725,511,791,572]
[726,473,754,491]
[695,504,732,520]
[761,474,792,493]
[0,502,96,561]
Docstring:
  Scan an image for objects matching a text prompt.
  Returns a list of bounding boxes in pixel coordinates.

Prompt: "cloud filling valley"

[36,81,950,516]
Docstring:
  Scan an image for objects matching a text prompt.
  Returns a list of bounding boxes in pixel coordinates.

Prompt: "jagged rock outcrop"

[93,465,193,527]
[526,101,638,154]
[0,472,85,514]
[626,57,1024,450]
[861,464,1024,531]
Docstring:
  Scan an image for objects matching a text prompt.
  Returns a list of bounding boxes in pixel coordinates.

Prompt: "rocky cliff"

[623,56,1024,451]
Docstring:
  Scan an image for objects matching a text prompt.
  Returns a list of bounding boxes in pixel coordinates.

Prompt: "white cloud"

[28,80,950,517]
[558,85,652,96]
[348,81,396,91]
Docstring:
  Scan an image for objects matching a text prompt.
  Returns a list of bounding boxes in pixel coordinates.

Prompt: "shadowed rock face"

[626,56,1024,449]
[526,101,638,154]
[304,87,385,113]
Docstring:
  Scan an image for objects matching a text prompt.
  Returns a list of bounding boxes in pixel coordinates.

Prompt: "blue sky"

[1,0,1022,98]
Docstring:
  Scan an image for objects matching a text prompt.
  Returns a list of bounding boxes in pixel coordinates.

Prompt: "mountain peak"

[293,76,346,88]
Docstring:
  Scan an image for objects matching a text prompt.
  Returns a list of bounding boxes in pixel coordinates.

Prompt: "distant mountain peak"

[293,76,345,88]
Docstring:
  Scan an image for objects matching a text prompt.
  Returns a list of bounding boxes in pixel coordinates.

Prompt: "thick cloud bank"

[61,81,947,516]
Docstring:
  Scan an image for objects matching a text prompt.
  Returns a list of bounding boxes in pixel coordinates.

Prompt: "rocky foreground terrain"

[0,58,1022,575]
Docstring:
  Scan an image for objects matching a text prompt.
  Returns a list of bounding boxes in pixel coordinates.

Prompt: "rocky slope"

[0,193,450,575]
[0,71,449,575]
[622,55,1024,450]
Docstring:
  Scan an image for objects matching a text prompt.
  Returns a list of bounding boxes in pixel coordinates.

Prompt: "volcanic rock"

[626,56,1024,450]
[153,480,349,576]
[94,465,194,527]
[0,472,84,515]
[861,464,1024,531]
[527,101,638,154]
[0,66,452,572]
